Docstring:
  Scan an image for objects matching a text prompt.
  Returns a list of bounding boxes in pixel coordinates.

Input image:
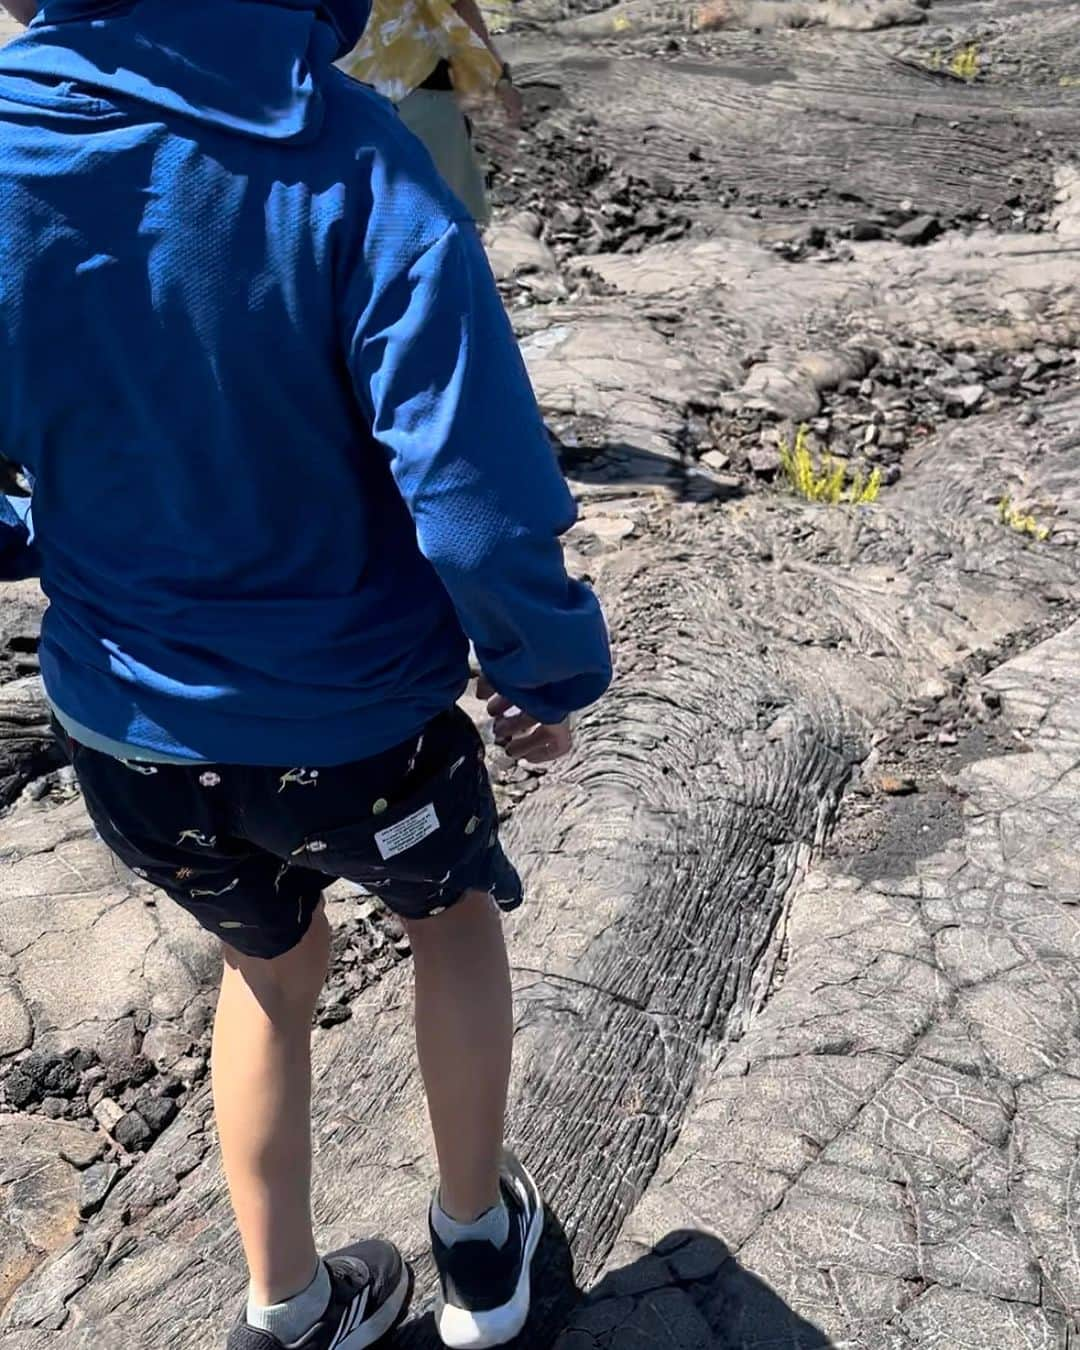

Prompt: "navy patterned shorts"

[60,707,522,959]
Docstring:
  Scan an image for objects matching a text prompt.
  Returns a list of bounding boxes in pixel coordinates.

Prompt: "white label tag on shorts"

[375,802,440,860]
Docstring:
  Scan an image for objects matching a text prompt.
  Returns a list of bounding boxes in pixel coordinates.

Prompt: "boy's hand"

[476,676,572,764]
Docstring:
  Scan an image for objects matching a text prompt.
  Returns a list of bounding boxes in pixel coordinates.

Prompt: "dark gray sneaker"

[431,1153,544,1349]
[226,1240,411,1350]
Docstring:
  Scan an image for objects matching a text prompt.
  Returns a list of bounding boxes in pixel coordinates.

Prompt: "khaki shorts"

[397,88,491,225]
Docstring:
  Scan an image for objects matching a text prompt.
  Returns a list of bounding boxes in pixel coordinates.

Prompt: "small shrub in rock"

[998,495,1051,541]
[950,43,980,81]
[778,426,882,506]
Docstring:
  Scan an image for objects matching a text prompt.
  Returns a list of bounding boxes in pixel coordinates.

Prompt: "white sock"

[246,1260,331,1344]
[432,1193,510,1249]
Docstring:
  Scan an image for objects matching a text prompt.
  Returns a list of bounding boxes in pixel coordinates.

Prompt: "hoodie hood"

[0,0,372,141]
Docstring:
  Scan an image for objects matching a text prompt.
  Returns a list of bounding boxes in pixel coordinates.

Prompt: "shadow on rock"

[557,435,746,503]
[560,1230,833,1349]
[394,1222,831,1349]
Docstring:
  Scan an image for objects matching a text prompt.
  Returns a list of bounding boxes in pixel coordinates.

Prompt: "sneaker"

[226,1240,412,1350]
[431,1153,544,1349]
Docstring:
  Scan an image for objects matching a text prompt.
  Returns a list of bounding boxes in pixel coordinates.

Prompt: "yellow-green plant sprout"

[950,44,979,81]
[997,495,1051,541]
[777,426,882,507]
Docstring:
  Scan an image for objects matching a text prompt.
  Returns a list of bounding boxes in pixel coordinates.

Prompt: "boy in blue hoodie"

[0,3,611,1347]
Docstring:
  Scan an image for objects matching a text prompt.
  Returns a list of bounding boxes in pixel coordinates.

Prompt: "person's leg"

[396,89,491,226]
[409,891,543,1349]
[66,739,413,1346]
[212,903,330,1306]
[404,889,513,1223]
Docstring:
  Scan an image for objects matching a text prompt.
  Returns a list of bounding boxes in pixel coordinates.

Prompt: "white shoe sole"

[341,1264,412,1349]
[435,1167,544,1349]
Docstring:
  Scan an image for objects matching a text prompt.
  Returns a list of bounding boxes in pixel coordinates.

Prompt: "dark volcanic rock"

[748,444,782,478]
[105,1053,155,1095]
[114,1109,154,1153]
[944,383,986,414]
[135,1093,179,1137]
[96,1014,141,1067]
[3,1067,37,1108]
[893,213,942,246]
[850,217,885,241]
[2,1050,81,1107]
[78,1161,120,1218]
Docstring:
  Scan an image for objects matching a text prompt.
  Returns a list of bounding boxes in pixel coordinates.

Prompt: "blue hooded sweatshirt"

[0,0,611,764]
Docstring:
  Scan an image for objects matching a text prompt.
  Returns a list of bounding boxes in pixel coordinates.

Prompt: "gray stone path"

[3,387,1077,1345]
[561,621,1080,1347]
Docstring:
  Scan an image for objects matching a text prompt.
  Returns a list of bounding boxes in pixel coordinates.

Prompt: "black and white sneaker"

[431,1153,544,1349]
[226,1240,411,1350]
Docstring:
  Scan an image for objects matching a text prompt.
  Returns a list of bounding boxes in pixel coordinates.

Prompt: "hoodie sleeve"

[0,493,39,582]
[348,220,611,724]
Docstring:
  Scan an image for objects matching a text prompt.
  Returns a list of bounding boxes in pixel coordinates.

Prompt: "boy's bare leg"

[212,904,330,1304]
[405,889,513,1221]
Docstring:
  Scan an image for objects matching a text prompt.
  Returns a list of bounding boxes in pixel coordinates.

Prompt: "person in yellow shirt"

[344,0,522,224]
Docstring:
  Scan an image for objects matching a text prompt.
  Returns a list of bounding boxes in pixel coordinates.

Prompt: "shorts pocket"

[290,724,496,890]
[71,749,227,888]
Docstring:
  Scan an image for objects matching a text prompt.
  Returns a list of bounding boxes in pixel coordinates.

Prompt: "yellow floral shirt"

[344,0,504,104]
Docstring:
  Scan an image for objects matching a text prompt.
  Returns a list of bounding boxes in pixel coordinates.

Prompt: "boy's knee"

[404,889,498,946]
[222,904,330,1005]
